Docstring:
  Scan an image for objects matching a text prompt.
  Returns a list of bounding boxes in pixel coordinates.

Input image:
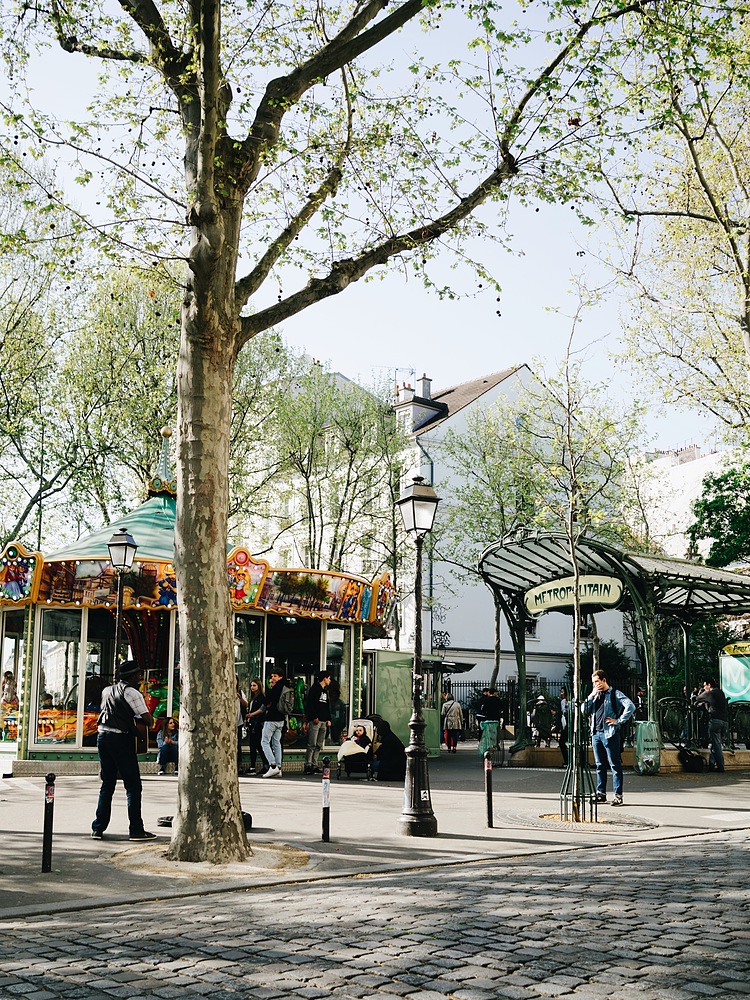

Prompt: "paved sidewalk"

[1,747,749,917]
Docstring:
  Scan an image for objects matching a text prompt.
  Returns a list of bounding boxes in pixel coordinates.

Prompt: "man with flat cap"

[91,661,157,841]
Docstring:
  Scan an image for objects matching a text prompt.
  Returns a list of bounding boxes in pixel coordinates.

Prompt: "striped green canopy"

[45,496,176,565]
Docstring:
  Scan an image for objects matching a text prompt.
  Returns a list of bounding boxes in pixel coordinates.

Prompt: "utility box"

[373,650,440,756]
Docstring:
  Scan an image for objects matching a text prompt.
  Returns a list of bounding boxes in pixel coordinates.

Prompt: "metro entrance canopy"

[478,531,750,728]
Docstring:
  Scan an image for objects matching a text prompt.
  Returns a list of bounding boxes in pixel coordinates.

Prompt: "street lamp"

[107,527,138,674]
[396,476,440,837]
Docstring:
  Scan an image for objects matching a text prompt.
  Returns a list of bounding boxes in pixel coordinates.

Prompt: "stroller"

[336,718,375,780]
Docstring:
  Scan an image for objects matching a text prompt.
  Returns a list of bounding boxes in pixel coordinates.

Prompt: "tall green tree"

[601,17,750,438]
[515,350,646,817]
[0,163,109,548]
[437,350,646,688]
[688,464,750,568]
[437,370,553,686]
[1,0,709,861]
[256,363,406,575]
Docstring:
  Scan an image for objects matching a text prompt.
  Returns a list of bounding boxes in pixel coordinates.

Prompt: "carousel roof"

[45,495,176,565]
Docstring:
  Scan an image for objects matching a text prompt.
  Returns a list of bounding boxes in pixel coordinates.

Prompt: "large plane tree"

[0,0,722,860]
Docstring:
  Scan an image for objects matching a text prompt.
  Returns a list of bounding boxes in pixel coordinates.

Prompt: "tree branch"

[117,0,193,84]
[239,153,519,343]
[49,0,148,62]
[235,71,355,309]
[240,0,424,185]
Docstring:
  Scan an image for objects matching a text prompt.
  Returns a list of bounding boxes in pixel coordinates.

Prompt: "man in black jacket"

[91,661,156,841]
[304,671,332,774]
[695,678,729,772]
[261,670,291,778]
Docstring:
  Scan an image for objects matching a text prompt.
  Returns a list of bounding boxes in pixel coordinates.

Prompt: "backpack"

[278,685,294,716]
[678,746,706,773]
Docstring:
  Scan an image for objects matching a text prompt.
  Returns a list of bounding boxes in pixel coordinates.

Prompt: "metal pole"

[398,533,438,837]
[484,750,493,828]
[42,772,56,873]
[114,569,124,674]
[321,755,331,842]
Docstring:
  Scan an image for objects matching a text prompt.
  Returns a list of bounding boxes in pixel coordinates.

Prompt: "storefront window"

[265,615,322,748]
[326,625,351,742]
[37,609,82,745]
[234,613,263,696]
[140,612,178,749]
[1,610,25,742]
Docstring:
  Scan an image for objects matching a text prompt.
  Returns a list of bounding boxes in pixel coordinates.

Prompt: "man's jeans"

[708,718,726,769]
[591,730,624,797]
[93,731,145,837]
[261,720,284,768]
[305,720,328,766]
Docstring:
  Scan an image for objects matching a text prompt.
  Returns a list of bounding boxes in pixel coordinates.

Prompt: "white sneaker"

[262,766,281,778]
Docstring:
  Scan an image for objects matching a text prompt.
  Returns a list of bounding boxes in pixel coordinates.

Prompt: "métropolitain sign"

[525,575,623,616]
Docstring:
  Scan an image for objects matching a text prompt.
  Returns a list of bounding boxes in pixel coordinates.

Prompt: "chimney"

[398,382,415,404]
[417,374,432,399]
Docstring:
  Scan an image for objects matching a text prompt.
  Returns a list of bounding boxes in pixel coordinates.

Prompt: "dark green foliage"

[654,616,734,699]
[579,639,633,677]
[688,465,750,568]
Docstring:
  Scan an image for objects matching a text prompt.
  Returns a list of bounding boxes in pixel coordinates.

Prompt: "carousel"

[0,433,395,773]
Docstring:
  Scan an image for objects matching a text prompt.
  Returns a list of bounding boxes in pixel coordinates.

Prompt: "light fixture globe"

[397,476,440,537]
[107,528,138,571]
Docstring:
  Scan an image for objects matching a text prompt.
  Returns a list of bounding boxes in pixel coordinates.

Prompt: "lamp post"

[396,475,440,837]
[107,528,138,674]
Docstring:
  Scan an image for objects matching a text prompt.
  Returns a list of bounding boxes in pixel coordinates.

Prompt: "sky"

[3,10,723,455]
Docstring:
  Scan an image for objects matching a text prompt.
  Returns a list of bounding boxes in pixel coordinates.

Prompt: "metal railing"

[658,697,750,750]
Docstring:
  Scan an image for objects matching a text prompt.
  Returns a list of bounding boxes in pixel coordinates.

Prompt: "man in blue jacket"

[582,669,635,807]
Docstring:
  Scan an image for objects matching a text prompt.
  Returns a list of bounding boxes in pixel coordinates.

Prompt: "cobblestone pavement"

[1,829,749,1000]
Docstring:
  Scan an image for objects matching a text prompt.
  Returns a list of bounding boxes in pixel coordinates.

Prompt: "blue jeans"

[591,730,624,797]
[261,720,284,768]
[93,731,146,837]
[157,742,179,769]
[708,718,726,769]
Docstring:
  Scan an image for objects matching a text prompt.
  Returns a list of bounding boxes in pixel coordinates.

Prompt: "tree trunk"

[589,613,600,671]
[168,287,249,862]
[489,590,502,689]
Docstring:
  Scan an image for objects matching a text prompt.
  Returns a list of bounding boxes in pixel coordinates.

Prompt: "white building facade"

[390,367,627,687]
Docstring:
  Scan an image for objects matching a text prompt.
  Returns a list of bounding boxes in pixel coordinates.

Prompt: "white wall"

[641,447,731,559]
[392,366,627,684]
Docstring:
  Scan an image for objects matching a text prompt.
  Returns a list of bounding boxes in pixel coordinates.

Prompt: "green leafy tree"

[438,352,647,666]
[602,17,750,438]
[0,0,710,861]
[688,464,750,568]
[257,362,406,574]
[0,164,116,548]
[655,616,734,700]
[437,370,554,686]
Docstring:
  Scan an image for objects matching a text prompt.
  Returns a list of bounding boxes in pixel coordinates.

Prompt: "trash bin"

[478,720,499,756]
[634,720,660,774]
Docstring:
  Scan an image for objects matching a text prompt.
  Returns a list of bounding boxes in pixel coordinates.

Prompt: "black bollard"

[42,772,56,873]
[321,755,331,842]
[484,750,493,828]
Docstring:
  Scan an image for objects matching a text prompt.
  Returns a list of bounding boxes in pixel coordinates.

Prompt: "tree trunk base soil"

[113,840,309,880]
